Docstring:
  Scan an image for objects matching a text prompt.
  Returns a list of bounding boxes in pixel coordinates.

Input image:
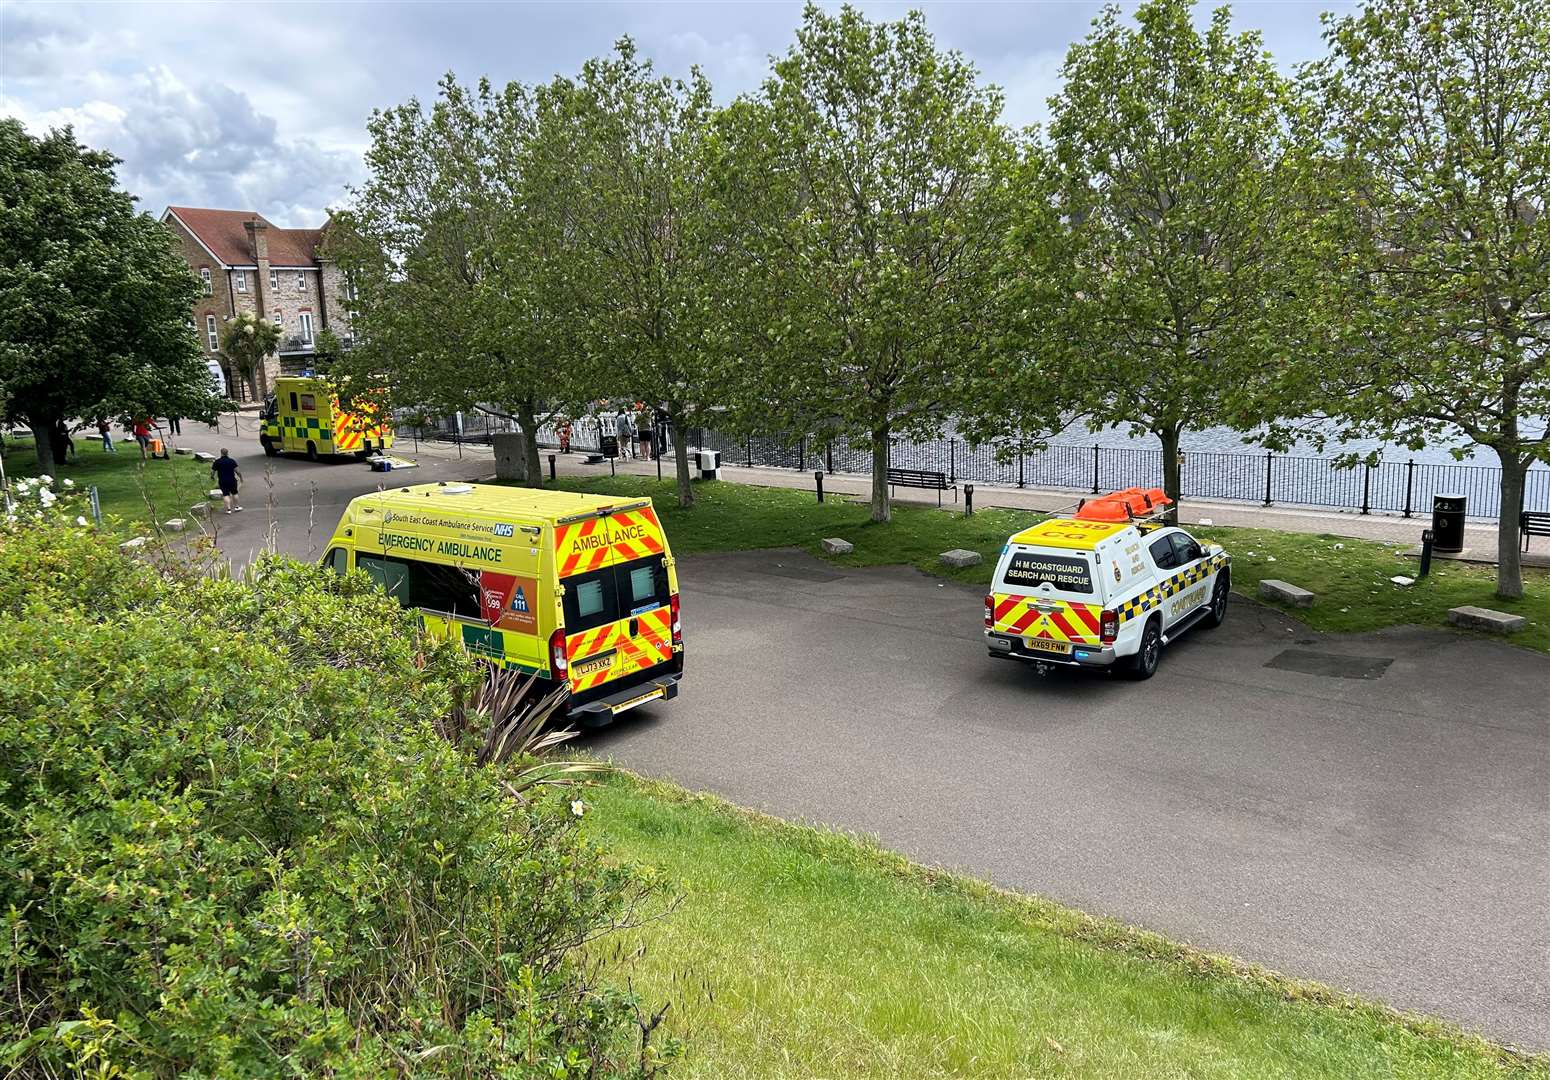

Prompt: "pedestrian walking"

[210,449,243,513]
[558,420,572,454]
[639,409,655,460]
[166,415,182,436]
[615,409,634,459]
[132,417,153,459]
[97,418,116,453]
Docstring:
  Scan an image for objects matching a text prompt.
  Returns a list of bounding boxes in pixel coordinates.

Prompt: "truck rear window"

[1000,550,1094,594]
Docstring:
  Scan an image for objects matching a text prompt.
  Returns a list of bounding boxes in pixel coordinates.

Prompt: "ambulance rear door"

[555,502,675,700]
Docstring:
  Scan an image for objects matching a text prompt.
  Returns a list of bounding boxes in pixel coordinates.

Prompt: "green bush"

[0,517,673,1077]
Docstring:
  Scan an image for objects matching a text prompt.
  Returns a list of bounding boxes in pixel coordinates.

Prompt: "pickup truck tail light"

[549,627,569,676]
[984,595,995,629]
[670,594,682,645]
[1100,609,1119,644]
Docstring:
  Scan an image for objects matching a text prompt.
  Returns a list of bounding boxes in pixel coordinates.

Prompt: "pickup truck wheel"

[1205,574,1230,628]
[1128,618,1162,680]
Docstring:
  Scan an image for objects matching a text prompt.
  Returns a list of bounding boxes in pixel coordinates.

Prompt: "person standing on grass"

[210,449,242,513]
[132,417,153,459]
[96,418,115,453]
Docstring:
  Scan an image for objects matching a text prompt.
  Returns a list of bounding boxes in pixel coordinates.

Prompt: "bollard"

[548,454,556,482]
[1418,528,1434,578]
[815,470,825,503]
[965,483,974,516]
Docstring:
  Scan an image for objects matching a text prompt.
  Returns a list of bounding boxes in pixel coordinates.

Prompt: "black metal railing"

[406,411,1545,522]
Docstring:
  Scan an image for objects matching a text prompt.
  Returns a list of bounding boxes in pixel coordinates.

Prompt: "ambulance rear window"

[1000,550,1094,594]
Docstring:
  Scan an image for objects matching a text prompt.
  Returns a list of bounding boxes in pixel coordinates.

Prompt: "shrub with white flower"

[3,474,88,530]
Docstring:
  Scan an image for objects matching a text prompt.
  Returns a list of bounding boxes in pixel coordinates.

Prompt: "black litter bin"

[1432,493,1466,553]
[600,434,619,460]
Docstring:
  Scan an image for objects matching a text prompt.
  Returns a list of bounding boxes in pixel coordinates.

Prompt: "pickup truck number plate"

[1024,638,1072,655]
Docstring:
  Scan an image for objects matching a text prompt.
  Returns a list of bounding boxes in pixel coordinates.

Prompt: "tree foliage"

[330,75,595,486]
[219,309,281,401]
[0,120,217,475]
[717,4,1017,522]
[995,0,1295,512]
[1293,0,1550,598]
[0,517,673,1076]
[545,42,725,507]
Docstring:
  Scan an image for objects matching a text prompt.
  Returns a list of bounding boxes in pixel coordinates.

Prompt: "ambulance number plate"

[574,651,614,677]
[1023,637,1072,655]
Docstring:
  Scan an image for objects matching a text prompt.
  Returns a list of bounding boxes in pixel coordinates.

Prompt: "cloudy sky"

[2,1,1351,228]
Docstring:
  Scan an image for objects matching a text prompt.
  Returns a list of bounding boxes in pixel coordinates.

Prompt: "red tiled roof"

[165,206,325,268]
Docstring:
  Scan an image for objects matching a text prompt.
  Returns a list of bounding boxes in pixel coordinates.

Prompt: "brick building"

[161,206,358,401]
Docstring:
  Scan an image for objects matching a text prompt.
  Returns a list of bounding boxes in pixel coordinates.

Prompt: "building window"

[206,315,218,351]
[296,270,306,290]
[273,313,283,328]
[299,312,313,343]
[346,276,360,301]
[269,268,278,290]
[234,270,246,293]
[200,267,212,295]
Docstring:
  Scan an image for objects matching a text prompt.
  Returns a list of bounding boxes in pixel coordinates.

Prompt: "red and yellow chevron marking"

[333,413,363,452]
[554,507,666,578]
[990,593,1102,644]
[564,606,675,693]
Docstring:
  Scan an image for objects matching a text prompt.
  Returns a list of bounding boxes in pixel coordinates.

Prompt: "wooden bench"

[1522,510,1550,551]
[887,467,957,506]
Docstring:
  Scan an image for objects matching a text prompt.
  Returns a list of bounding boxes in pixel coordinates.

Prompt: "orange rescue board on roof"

[1074,487,1172,522]
[553,505,666,578]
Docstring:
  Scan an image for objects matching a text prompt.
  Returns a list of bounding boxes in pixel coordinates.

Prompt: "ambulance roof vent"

[436,483,474,496]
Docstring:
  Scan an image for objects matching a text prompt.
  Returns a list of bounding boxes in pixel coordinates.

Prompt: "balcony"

[278,336,314,356]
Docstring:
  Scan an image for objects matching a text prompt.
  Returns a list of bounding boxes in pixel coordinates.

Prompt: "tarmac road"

[182,422,1549,1049]
[584,549,1550,1051]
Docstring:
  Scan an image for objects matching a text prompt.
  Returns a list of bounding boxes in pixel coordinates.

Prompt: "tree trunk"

[516,399,544,488]
[672,411,693,508]
[1159,423,1183,523]
[870,424,891,523]
[29,413,58,477]
[1495,450,1526,600]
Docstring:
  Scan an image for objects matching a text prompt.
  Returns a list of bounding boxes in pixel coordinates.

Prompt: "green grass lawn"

[542,473,1550,653]
[585,772,1544,1079]
[3,434,211,528]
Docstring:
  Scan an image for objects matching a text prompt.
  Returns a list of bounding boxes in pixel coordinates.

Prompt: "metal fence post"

[1263,452,1273,506]
[1018,449,1025,489]
[950,440,957,484]
[1403,459,1415,518]
[798,434,806,471]
[89,485,102,526]
[827,440,834,474]
[1361,463,1372,514]
[746,435,753,468]
[1092,444,1100,494]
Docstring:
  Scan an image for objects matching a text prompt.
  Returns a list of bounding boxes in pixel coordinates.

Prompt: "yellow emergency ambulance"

[985,488,1230,679]
[260,375,394,461]
[324,481,682,721]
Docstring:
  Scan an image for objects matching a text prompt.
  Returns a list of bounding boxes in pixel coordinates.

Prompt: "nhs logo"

[492,523,515,538]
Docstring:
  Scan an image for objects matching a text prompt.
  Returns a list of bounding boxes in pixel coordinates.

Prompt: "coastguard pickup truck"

[985,488,1230,679]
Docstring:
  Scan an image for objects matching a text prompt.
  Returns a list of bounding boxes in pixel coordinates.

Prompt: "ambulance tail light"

[984,595,995,629]
[670,593,682,645]
[549,628,569,676]
[1100,609,1119,644]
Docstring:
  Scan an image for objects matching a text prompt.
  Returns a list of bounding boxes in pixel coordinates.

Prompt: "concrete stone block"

[1258,579,1314,608]
[119,536,149,551]
[940,548,982,568]
[207,488,224,500]
[1448,605,1525,634]
[162,518,187,533]
[821,537,854,555]
[193,451,215,462]
[189,503,211,517]
[174,446,193,455]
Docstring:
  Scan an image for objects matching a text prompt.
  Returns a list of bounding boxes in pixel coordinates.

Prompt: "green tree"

[718,4,1017,522]
[547,42,725,507]
[1009,0,1295,513]
[329,76,594,487]
[0,120,216,475]
[310,326,343,374]
[219,309,281,402]
[1295,0,1550,598]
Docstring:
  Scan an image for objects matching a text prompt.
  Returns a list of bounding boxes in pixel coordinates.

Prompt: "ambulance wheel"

[306,440,319,463]
[1205,574,1230,628]
[261,436,278,457]
[1127,617,1162,680]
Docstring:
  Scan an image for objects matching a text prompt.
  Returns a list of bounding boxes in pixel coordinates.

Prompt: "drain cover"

[1265,648,1393,680]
